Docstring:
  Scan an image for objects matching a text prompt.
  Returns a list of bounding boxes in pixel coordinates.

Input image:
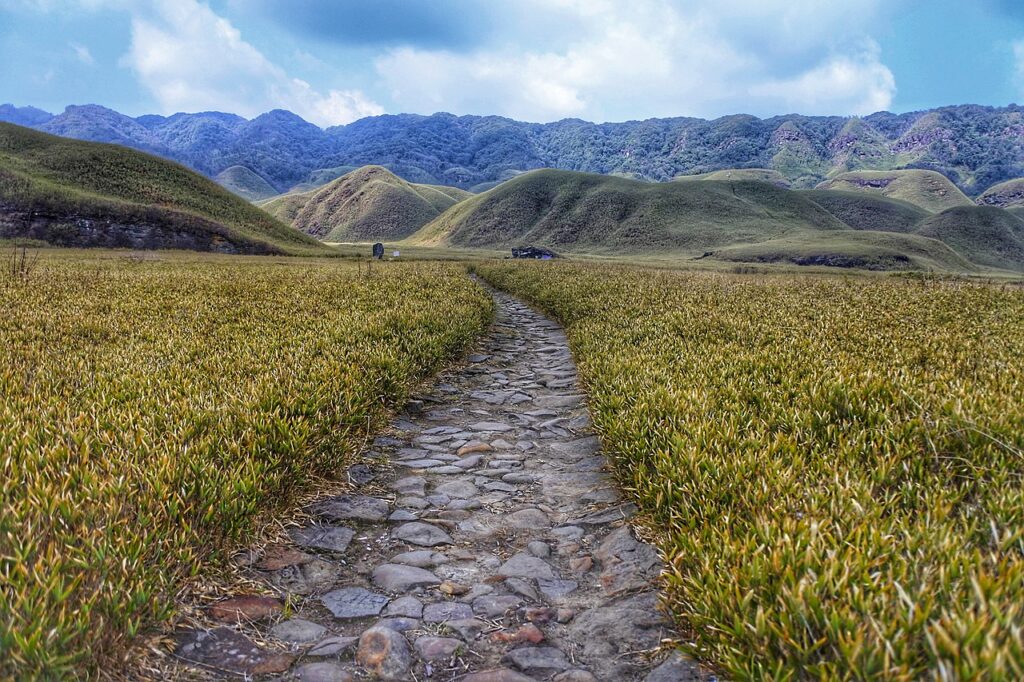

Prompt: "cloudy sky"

[1,0,1023,126]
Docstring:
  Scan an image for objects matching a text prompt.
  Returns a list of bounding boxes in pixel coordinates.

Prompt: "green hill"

[675,168,790,187]
[914,206,1024,271]
[712,230,974,272]
[816,170,973,213]
[0,123,327,254]
[287,165,360,193]
[282,165,471,241]
[977,178,1024,209]
[409,169,847,253]
[801,189,929,233]
[215,165,278,201]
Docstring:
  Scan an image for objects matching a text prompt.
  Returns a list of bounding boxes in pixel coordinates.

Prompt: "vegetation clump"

[0,252,492,678]
[476,261,1024,679]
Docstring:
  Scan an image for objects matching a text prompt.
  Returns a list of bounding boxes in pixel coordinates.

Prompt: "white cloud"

[123,0,382,126]
[376,0,896,122]
[69,42,94,65]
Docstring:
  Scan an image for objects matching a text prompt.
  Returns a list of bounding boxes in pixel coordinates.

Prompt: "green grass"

[0,250,492,678]
[475,261,1024,680]
[266,165,471,241]
[800,189,930,233]
[816,170,973,213]
[0,123,327,255]
[409,169,847,254]
[675,168,791,187]
[214,164,278,201]
[915,206,1024,271]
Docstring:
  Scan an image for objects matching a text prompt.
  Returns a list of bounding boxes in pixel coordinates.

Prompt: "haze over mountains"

[3,103,1024,199]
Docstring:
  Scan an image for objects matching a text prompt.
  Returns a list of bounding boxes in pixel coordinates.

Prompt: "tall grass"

[0,253,491,678]
[476,262,1024,679]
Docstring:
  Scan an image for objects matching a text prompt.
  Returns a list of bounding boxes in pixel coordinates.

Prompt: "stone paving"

[171,290,710,681]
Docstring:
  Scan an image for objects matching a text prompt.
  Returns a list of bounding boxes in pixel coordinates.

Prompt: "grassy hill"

[0,123,327,254]
[409,169,847,254]
[215,165,278,201]
[915,206,1024,271]
[712,230,974,272]
[977,178,1024,208]
[274,165,471,242]
[801,189,930,233]
[816,170,973,213]
[675,168,791,187]
[287,165,360,193]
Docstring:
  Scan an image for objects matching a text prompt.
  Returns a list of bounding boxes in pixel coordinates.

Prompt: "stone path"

[170,290,709,681]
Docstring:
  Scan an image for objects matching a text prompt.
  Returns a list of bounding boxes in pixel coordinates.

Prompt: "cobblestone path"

[171,290,708,681]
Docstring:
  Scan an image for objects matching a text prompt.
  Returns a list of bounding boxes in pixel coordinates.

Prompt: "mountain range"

[3,103,1024,198]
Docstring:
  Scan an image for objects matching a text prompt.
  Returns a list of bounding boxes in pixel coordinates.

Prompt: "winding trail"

[171,290,708,681]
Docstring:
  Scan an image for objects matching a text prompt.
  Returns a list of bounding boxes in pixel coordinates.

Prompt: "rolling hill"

[914,206,1024,270]
[816,170,973,213]
[215,165,278,201]
[408,169,847,253]
[800,189,929,233]
[6,103,1024,195]
[0,123,328,254]
[269,166,472,242]
[976,178,1024,208]
[675,168,790,187]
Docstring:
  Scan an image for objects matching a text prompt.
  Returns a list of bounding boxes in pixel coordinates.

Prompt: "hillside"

[816,170,973,213]
[915,206,1024,271]
[0,123,327,254]
[215,165,278,201]
[6,103,1024,195]
[409,169,847,253]
[977,178,1024,208]
[675,168,790,187]
[800,189,929,233]
[279,165,472,241]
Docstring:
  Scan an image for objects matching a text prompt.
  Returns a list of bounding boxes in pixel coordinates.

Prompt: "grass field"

[474,261,1024,679]
[0,250,491,678]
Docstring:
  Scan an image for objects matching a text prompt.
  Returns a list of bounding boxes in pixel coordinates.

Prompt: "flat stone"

[414,636,463,660]
[463,670,537,682]
[502,646,571,675]
[175,627,294,675]
[569,503,638,526]
[554,670,598,682]
[472,595,523,618]
[444,618,488,640]
[372,564,440,592]
[289,525,355,554]
[644,651,704,681]
[455,455,485,469]
[347,463,376,486]
[383,595,424,618]
[295,661,355,682]
[396,458,445,469]
[208,595,282,622]
[567,592,666,680]
[390,549,447,567]
[434,480,480,498]
[507,508,550,529]
[270,558,340,595]
[308,635,359,657]
[392,476,427,496]
[448,498,483,511]
[527,541,550,558]
[321,587,390,619]
[457,441,494,456]
[423,601,475,623]
[270,618,327,643]
[498,553,555,580]
[594,526,663,596]
[257,544,313,570]
[392,521,453,546]
[538,578,579,600]
[377,617,419,632]
[389,510,419,522]
[357,625,412,681]
[314,495,389,522]
[469,421,513,432]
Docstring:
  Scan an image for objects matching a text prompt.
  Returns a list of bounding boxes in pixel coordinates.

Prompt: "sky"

[1,0,1023,127]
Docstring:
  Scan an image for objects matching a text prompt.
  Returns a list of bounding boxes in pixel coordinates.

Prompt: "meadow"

[474,262,1024,679]
[0,250,492,678]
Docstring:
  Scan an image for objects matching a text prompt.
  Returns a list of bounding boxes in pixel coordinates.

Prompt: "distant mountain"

[3,103,1024,197]
[263,165,470,241]
[0,123,327,254]
[0,104,53,127]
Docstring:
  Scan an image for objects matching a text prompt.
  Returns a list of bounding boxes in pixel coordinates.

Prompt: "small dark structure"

[372,242,384,259]
[511,246,558,260]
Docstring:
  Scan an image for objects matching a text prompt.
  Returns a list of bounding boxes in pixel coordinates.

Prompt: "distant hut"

[511,246,558,260]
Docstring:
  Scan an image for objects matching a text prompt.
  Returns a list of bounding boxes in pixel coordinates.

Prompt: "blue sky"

[1,0,1022,126]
